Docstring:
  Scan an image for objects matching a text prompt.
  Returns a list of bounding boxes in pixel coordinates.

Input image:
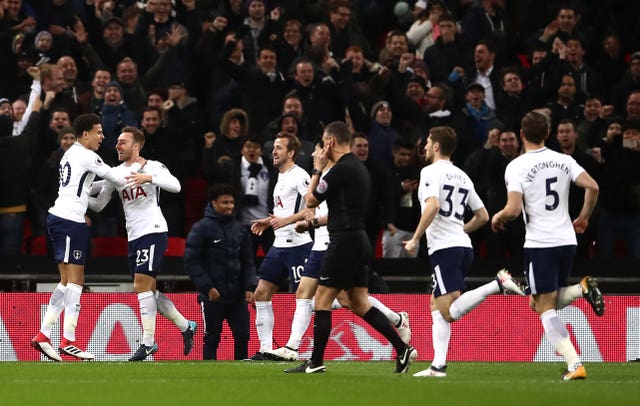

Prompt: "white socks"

[541,309,580,367]
[155,291,189,332]
[556,283,582,309]
[311,297,343,310]
[431,310,450,369]
[255,301,274,352]
[286,298,313,350]
[63,283,83,341]
[138,291,156,346]
[40,283,67,337]
[367,295,401,326]
[449,280,499,321]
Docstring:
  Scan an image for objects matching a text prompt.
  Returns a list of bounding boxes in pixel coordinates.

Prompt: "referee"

[285,121,417,374]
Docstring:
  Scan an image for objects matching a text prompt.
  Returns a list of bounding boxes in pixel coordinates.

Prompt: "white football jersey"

[91,160,180,241]
[418,160,484,255]
[49,142,122,223]
[272,164,312,247]
[505,147,584,248]
[312,200,330,251]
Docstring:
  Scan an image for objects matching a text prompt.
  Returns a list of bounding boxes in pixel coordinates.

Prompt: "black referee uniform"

[312,153,371,289]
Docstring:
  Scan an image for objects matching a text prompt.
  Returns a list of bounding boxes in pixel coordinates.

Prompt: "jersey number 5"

[545,177,559,211]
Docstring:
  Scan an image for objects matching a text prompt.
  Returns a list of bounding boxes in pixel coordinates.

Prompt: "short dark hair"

[521,111,550,144]
[438,12,456,24]
[73,113,101,135]
[122,126,145,148]
[243,136,263,149]
[350,131,368,147]
[500,66,521,82]
[476,38,496,54]
[207,183,236,202]
[431,82,453,106]
[276,131,302,157]
[324,121,351,145]
[429,126,457,157]
[393,136,415,151]
[557,119,577,131]
[259,44,277,57]
[143,106,162,117]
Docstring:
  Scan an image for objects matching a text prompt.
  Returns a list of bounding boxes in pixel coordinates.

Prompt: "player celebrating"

[32,114,126,361]
[247,132,313,360]
[404,126,526,378]
[89,127,196,361]
[492,111,602,380]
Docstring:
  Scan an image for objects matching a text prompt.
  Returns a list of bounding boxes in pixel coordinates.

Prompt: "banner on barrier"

[1,293,637,362]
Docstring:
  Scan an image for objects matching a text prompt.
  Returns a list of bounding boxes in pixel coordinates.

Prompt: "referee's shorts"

[319,229,371,290]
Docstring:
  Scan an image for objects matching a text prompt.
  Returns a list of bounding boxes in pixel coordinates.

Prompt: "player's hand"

[491,214,505,232]
[403,238,417,255]
[572,217,588,234]
[268,214,288,230]
[250,217,271,235]
[294,219,310,233]
[125,171,151,187]
[208,287,221,302]
[245,291,255,304]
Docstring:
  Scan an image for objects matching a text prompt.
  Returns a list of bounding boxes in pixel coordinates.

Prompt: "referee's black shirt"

[312,153,371,233]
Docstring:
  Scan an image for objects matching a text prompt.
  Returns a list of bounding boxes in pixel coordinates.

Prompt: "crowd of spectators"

[1,0,640,262]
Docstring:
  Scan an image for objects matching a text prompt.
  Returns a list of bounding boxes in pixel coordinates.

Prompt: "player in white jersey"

[491,111,602,380]
[403,126,525,378]
[268,143,412,362]
[32,114,127,361]
[246,132,313,360]
[88,127,196,361]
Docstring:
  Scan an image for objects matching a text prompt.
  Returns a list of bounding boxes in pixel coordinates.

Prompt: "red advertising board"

[1,293,637,362]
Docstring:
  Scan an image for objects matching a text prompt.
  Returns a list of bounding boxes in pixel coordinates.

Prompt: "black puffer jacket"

[184,203,257,303]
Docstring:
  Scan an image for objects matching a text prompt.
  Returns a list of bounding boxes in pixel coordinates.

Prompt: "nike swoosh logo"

[305,365,325,373]
[213,239,222,243]
[320,276,330,281]
[145,348,154,355]
[400,352,408,363]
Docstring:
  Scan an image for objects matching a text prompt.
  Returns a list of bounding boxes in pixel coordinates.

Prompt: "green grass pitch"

[2,361,638,405]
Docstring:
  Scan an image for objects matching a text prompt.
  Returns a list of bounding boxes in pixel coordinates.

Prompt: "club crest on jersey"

[73,250,82,260]
[121,186,148,201]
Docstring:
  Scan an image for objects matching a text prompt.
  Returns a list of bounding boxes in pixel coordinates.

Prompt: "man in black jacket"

[184,183,257,360]
[0,67,42,256]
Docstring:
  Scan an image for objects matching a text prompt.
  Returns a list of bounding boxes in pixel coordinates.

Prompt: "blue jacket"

[184,204,257,303]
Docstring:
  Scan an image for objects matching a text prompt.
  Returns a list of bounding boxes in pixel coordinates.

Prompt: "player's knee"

[440,310,455,322]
